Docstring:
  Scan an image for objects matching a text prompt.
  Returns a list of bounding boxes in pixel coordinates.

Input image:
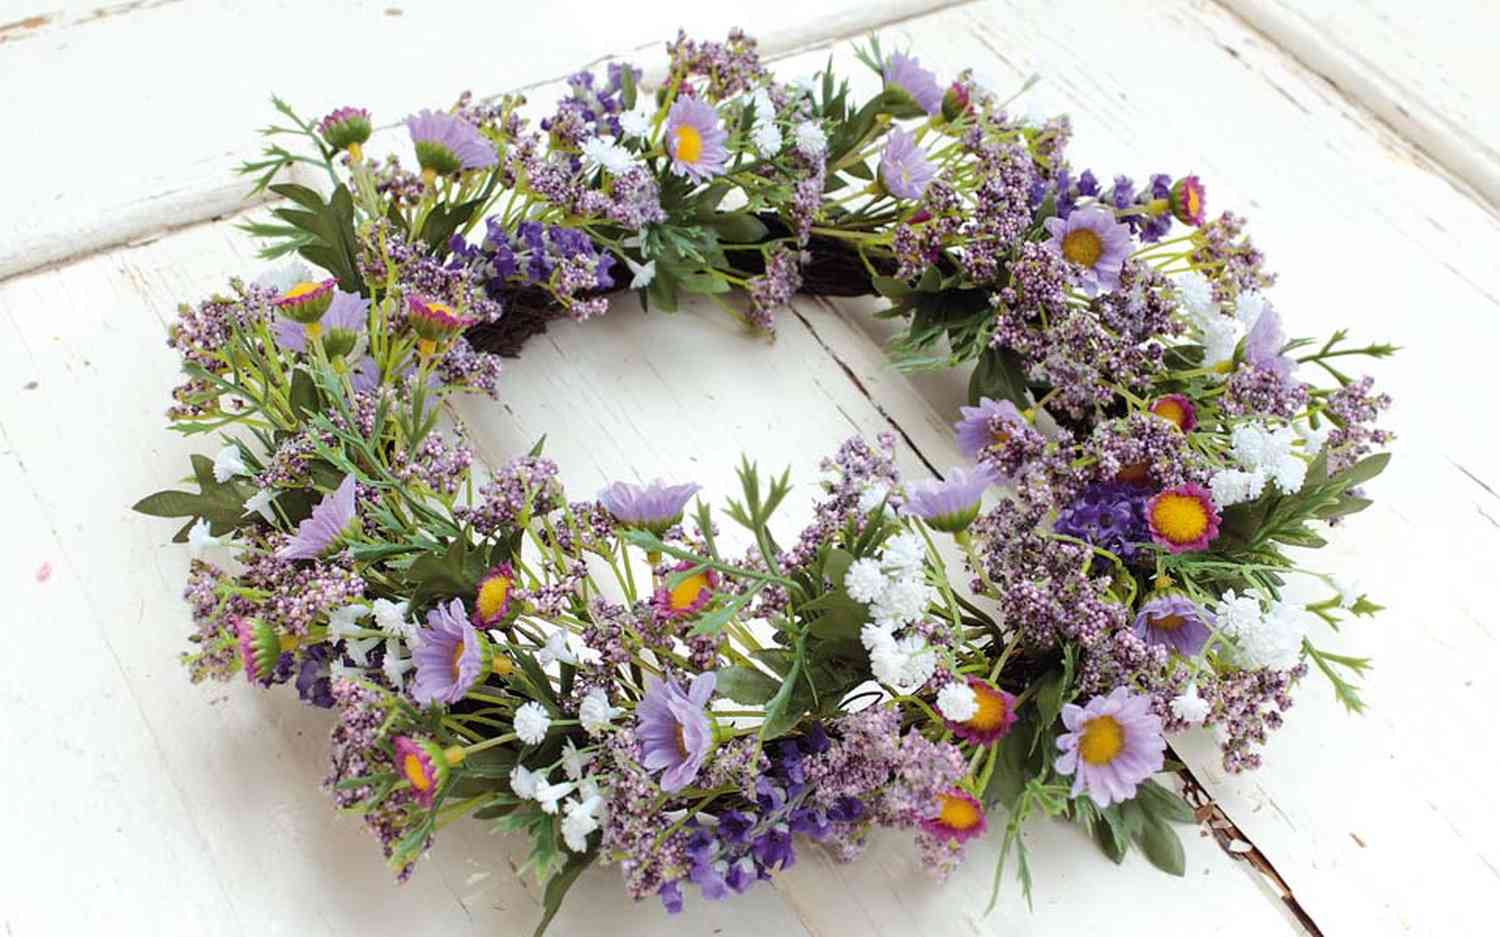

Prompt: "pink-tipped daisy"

[664,96,729,182]
[319,106,372,155]
[1146,483,1221,553]
[471,563,516,627]
[393,736,448,808]
[653,562,719,620]
[234,616,281,686]
[921,788,988,843]
[274,278,337,325]
[1170,175,1206,226]
[1149,394,1198,432]
[947,677,1018,745]
[406,295,475,357]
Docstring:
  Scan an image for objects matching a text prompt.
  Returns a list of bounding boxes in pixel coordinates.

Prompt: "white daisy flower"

[213,444,249,483]
[514,701,552,745]
[538,630,577,667]
[1174,271,1217,321]
[327,603,369,638]
[580,135,636,175]
[381,637,413,686]
[936,680,979,722]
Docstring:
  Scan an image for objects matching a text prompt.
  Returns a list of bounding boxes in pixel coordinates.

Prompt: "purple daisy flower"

[878,128,936,201]
[954,396,1027,461]
[905,463,999,533]
[1244,307,1293,380]
[1133,594,1214,657]
[636,671,716,792]
[883,51,943,115]
[406,109,498,177]
[411,598,488,706]
[277,474,359,560]
[1055,687,1166,807]
[1054,481,1152,562]
[1043,206,1133,295]
[598,479,701,534]
[272,288,369,355]
[349,355,380,394]
[664,97,729,182]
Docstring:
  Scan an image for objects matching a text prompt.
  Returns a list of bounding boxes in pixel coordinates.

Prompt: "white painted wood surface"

[2,1,1497,935]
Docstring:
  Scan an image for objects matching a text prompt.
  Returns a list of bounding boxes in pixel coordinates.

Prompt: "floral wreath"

[137,29,1394,935]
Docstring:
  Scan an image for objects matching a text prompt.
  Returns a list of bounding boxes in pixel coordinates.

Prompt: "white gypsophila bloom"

[1170,684,1212,724]
[794,120,828,159]
[870,576,936,628]
[187,518,224,557]
[327,603,369,639]
[514,701,552,745]
[1209,468,1266,507]
[580,136,636,175]
[857,480,892,515]
[1245,600,1311,670]
[212,444,249,483]
[1332,575,1363,608]
[579,688,622,737]
[1294,418,1332,456]
[577,774,601,801]
[534,779,576,815]
[860,621,897,653]
[1200,315,1241,375]
[562,794,604,852]
[253,261,312,294]
[561,738,594,781]
[844,557,890,604]
[1175,271,1217,322]
[381,637,412,686]
[880,532,926,577]
[244,487,277,523]
[620,107,652,139]
[1234,291,1268,330]
[1231,423,1305,493]
[538,630,578,667]
[750,88,776,123]
[751,121,782,157]
[509,764,543,800]
[626,257,656,289]
[869,635,936,692]
[1217,589,1265,637]
[936,680,979,722]
[372,598,414,638]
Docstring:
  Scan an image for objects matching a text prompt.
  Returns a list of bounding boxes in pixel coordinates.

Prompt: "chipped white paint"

[2,1,1498,935]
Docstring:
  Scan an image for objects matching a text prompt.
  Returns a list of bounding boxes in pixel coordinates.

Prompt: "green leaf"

[1269,526,1328,548]
[705,212,769,244]
[714,666,781,705]
[132,490,210,518]
[1334,452,1390,488]
[969,346,1030,409]
[1091,811,1129,864]
[289,367,319,420]
[1134,779,1196,825]
[801,590,869,641]
[821,548,855,587]
[532,852,594,937]
[871,276,914,299]
[1134,817,1186,877]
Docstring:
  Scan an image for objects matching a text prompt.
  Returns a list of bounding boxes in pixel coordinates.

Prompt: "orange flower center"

[476,575,512,621]
[1150,493,1211,544]
[669,572,711,611]
[1185,186,1202,218]
[450,640,468,681]
[402,752,432,791]
[674,723,690,758]
[937,793,983,832]
[1152,398,1187,428]
[283,281,323,301]
[1079,715,1125,766]
[1061,228,1103,267]
[1149,612,1186,632]
[674,125,704,164]
[992,427,1012,446]
[965,685,1011,733]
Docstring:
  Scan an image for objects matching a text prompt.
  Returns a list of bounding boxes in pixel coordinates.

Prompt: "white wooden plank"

[756,2,1500,933]
[1222,0,1500,209]
[0,0,962,281]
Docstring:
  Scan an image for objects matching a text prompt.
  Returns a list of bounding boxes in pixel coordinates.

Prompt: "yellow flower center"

[1185,187,1201,218]
[1152,398,1187,428]
[304,322,323,340]
[1149,612,1186,632]
[450,640,467,681]
[1079,715,1125,766]
[991,427,1012,446]
[936,793,983,832]
[965,685,1011,733]
[1150,493,1211,544]
[348,141,364,164]
[476,575,512,621]
[674,124,704,164]
[669,571,711,611]
[283,281,323,301]
[492,654,514,678]
[1061,228,1103,267]
[402,752,432,791]
[417,337,438,358]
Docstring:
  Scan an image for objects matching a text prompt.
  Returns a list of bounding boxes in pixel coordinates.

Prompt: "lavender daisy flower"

[349,355,380,394]
[1055,687,1166,807]
[1244,307,1293,379]
[1133,593,1214,657]
[883,51,943,115]
[411,598,488,706]
[406,109,497,178]
[905,463,999,533]
[272,289,369,356]
[636,671,716,792]
[1043,206,1132,295]
[664,97,729,182]
[277,474,359,560]
[954,397,1026,460]
[598,479,701,534]
[878,128,936,201]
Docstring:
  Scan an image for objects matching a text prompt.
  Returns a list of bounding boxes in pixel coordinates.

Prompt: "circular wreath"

[137,28,1394,935]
